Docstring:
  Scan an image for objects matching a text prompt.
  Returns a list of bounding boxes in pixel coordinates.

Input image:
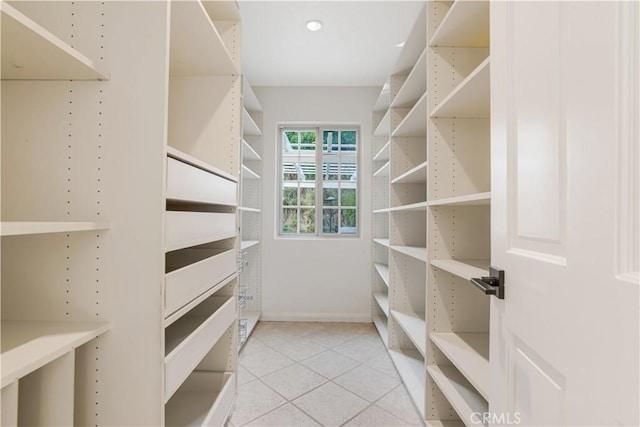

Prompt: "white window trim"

[277,124,360,238]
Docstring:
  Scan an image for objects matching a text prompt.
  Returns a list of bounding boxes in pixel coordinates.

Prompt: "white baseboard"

[260,312,372,323]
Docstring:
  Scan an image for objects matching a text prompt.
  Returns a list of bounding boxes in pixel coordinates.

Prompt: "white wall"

[254,86,380,322]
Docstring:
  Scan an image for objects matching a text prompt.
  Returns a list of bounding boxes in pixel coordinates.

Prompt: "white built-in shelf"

[391,161,428,184]
[1,2,109,80]
[0,221,110,237]
[169,1,238,76]
[391,49,427,108]
[373,292,390,317]
[242,140,261,161]
[374,109,390,137]
[374,238,390,248]
[165,371,236,427]
[372,314,389,347]
[389,349,426,417]
[373,81,390,112]
[427,365,488,423]
[388,201,428,212]
[242,108,262,136]
[391,310,426,357]
[429,1,490,48]
[373,161,391,177]
[240,240,260,251]
[391,245,427,262]
[240,311,261,346]
[202,1,241,21]
[430,332,490,401]
[430,259,490,282]
[1,320,110,387]
[431,58,490,118]
[372,208,391,214]
[242,165,260,180]
[426,421,466,427]
[428,192,491,207]
[165,275,237,328]
[374,263,390,287]
[242,76,263,112]
[392,10,426,75]
[239,207,261,213]
[167,146,237,183]
[373,140,391,162]
[393,92,428,137]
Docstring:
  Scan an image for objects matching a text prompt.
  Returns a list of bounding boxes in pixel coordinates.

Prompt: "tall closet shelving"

[2,1,242,425]
[370,1,492,425]
[425,1,490,425]
[238,77,263,347]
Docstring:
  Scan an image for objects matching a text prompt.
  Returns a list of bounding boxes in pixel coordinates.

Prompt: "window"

[279,126,358,236]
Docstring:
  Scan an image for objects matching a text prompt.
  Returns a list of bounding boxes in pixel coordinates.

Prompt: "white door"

[490,2,639,426]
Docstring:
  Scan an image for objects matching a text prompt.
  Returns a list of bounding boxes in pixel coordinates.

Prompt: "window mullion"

[316,127,322,236]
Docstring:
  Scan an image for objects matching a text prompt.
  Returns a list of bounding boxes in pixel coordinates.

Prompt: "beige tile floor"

[227,322,425,427]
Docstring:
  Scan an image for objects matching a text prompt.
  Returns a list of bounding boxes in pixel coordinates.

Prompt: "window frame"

[277,124,360,238]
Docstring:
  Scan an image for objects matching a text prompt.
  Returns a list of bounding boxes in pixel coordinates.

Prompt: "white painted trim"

[261,312,371,323]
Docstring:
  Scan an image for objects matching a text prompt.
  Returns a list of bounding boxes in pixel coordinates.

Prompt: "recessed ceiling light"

[306,20,323,32]
[395,41,406,48]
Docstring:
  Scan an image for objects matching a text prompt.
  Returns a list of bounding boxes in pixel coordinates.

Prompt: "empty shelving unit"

[238,77,263,347]
[425,0,491,424]
[370,2,492,424]
[2,1,242,425]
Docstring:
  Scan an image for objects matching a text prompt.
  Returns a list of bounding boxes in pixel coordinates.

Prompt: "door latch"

[470,267,505,299]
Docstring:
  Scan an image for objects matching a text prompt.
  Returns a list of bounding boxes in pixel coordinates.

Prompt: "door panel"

[491,2,639,426]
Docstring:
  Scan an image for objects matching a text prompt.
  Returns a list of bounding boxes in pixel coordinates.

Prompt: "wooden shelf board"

[393,92,428,137]
[239,207,261,213]
[165,371,236,427]
[1,320,110,387]
[391,310,426,357]
[430,259,489,282]
[239,311,261,347]
[374,263,390,287]
[240,240,260,251]
[426,421,465,427]
[391,245,427,262]
[242,140,261,161]
[169,1,238,76]
[429,1,490,48]
[243,108,262,136]
[391,161,428,184]
[1,2,109,80]
[388,349,425,417]
[167,146,238,183]
[430,332,490,401]
[372,208,391,214]
[373,238,390,248]
[242,164,260,180]
[373,161,391,177]
[373,292,390,317]
[429,192,491,207]
[372,313,388,347]
[242,76,262,112]
[373,109,390,137]
[427,365,488,423]
[164,274,237,328]
[389,201,428,212]
[202,1,241,21]
[373,82,390,112]
[391,48,427,108]
[373,140,391,162]
[0,221,110,237]
[431,57,490,118]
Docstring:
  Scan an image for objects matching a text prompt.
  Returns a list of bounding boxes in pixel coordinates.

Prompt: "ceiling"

[238,1,425,87]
